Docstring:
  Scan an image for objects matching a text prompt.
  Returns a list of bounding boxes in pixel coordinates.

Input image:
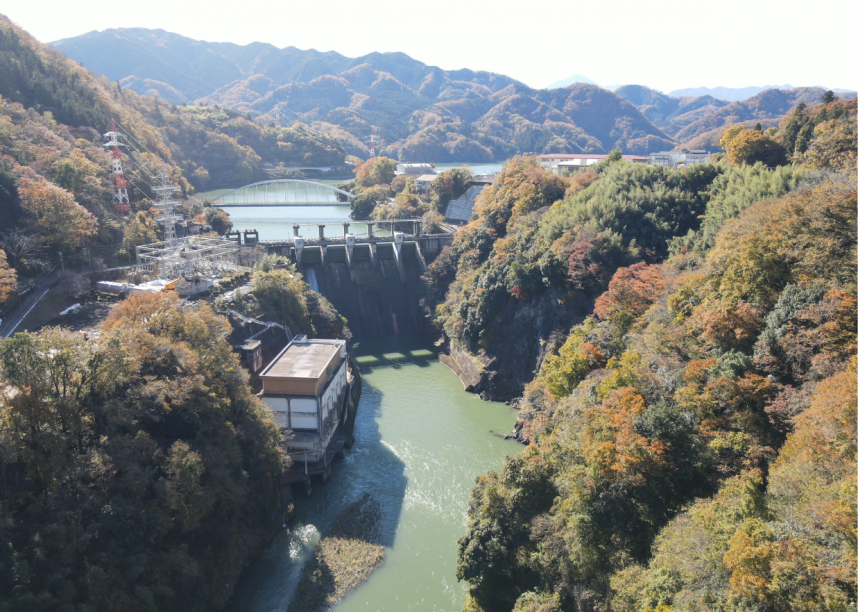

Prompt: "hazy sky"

[3,0,856,92]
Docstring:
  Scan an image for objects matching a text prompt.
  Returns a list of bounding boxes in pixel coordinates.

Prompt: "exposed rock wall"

[440,288,593,402]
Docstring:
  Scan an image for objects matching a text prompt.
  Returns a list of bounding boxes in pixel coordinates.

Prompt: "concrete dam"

[261,228,453,338]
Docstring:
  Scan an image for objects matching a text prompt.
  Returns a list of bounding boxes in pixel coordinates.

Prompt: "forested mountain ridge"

[51,27,524,103]
[615,83,854,149]
[51,28,855,162]
[50,28,678,159]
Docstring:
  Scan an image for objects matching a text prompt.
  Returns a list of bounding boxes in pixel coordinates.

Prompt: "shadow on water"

[225,340,415,612]
[352,349,435,374]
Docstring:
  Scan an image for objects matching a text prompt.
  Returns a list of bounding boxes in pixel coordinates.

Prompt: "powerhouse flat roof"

[260,339,344,381]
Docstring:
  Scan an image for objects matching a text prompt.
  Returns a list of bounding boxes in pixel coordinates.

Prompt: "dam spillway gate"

[253,223,454,338]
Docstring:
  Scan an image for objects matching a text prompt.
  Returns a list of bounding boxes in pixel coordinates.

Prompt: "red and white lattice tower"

[103,119,130,215]
[369,127,378,158]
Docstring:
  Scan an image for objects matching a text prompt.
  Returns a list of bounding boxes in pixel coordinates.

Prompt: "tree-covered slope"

[456,172,856,612]
[424,97,857,612]
[0,293,284,611]
[0,12,345,278]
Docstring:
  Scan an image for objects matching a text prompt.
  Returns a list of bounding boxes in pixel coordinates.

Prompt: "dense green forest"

[0,293,283,611]
[0,256,354,611]
[429,98,857,612]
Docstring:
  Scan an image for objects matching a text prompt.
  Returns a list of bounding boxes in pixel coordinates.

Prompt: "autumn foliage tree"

[721,126,788,167]
[17,175,97,250]
[354,156,397,188]
[594,262,665,320]
[0,250,17,307]
[122,210,161,250]
[0,293,283,611]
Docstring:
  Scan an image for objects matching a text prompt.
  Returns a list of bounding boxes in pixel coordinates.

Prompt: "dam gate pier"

[245,219,454,338]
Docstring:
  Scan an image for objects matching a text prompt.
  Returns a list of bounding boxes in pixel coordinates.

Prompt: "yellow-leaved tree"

[0,250,17,307]
[17,176,97,250]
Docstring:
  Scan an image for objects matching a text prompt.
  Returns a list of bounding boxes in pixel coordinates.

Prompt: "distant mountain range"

[545,77,854,103]
[612,84,857,149]
[545,75,601,89]
[667,85,794,101]
[545,75,624,92]
[667,84,854,101]
[51,30,856,161]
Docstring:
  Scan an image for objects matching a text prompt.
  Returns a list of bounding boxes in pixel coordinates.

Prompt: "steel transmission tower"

[151,168,182,244]
[369,127,379,158]
[103,119,130,214]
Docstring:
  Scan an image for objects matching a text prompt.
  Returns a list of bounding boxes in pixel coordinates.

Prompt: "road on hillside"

[0,275,60,338]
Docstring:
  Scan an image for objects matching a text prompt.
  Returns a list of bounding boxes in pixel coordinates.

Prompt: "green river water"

[226,334,518,612]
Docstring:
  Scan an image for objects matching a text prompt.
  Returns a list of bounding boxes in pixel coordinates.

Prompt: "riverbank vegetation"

[0,292,284,611]
[251,255,350,339]
[290,494,385,612]
[446,97,857,612]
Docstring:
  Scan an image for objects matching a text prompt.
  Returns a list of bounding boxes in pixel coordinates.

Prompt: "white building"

[649,150,710,167]
[537,153,649,175]
[396,163,437,176]
[414,173,440,193]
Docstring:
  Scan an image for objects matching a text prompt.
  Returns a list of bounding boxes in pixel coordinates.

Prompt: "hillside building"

[649,149,710,167]
[396,163,437,176]
[537,153,649,175]
[414,173,440,193]
[445,185,485,223]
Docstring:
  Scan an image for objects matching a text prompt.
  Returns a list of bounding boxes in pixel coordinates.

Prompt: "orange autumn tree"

[581,387,669,485]
[0,250,18,307]
[594,262,665,321]
[17,176,97,250]
[723,360,857,611]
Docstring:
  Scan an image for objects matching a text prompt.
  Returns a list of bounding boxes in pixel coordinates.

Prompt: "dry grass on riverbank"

[290,493,385,612]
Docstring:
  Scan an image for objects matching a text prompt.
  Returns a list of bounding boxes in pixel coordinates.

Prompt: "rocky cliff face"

[440,288,593,403]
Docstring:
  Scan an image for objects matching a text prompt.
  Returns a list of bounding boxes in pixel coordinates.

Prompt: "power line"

[113,119,163,160]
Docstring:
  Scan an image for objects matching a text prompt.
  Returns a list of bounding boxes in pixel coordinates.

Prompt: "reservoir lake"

[215,160,506,242]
